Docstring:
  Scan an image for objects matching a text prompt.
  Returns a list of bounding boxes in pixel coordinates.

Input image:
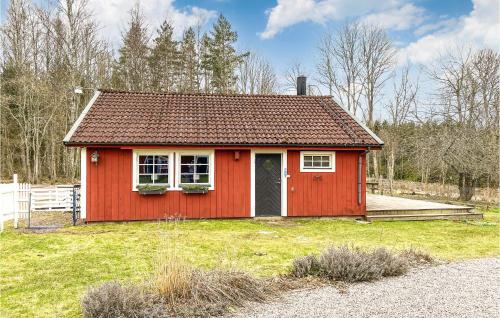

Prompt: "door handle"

[275,180,281,184]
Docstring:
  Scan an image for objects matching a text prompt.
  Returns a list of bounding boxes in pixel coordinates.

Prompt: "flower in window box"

[137,184,169,195]
[180,184,210,194]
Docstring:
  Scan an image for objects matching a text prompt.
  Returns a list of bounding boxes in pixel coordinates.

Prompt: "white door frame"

[250,149,288,217]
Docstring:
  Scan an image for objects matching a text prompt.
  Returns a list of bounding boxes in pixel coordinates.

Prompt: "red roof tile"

[65,90,383,147]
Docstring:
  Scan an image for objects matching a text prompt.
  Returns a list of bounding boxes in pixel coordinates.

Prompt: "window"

[179,155,210,184]
[138,155,169,184]
[132,150,173,190]
[300,151,335,172]
[132,150,214,191]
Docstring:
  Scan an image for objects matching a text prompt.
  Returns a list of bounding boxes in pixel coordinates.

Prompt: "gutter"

[358,148,370,205]
[64,141,383,149]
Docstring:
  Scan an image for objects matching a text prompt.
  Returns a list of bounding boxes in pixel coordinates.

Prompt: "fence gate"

[28,185,79,229]
[0,175,81,231]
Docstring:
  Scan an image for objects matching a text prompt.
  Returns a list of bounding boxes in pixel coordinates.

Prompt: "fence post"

[13,174,19,229]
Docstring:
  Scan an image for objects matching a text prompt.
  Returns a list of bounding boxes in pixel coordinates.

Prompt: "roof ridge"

[98,88,332,98]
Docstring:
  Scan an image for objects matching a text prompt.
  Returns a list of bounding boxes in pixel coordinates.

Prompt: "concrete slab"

[366,194,471,211]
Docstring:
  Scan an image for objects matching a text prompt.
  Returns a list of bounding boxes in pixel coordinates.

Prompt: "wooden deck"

[366,194,483,221]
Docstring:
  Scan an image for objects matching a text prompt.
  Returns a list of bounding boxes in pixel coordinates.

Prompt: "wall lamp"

[91,151,100,165]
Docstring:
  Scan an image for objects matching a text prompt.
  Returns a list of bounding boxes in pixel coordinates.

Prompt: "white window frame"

[300,151,336,173]
[132,150,174,191]
[174,150,215,191]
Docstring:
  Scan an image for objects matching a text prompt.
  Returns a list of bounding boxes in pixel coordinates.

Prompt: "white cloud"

[259,0,419,39]
[413,16,458,36]
[360,3,425,31]
[398,0,500,65]
[87,0,216,49]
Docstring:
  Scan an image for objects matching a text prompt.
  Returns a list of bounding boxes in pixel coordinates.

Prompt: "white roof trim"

[63,91,101,143]
[332,98,384,145]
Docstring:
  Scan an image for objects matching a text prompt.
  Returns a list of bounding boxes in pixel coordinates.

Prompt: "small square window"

[300,152,335,172]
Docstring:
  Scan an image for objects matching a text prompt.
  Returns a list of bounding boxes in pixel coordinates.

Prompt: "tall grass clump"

[153,257,270,317]
[291,245,433,282]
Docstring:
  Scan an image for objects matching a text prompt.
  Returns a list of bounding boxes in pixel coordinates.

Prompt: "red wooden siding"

[85,147,366,221]
[287,150,366,217]
[86,148,250,221]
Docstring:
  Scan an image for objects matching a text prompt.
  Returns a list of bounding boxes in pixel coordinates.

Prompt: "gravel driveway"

[231,258,499,318]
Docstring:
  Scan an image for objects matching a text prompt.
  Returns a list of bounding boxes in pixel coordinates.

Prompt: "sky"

[0,0,499,114]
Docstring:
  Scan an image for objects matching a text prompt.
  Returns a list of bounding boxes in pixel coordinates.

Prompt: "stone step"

[366,207,474,216]
[366,212,483,222]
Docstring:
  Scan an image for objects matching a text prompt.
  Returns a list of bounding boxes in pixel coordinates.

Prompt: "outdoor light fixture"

[234,150,240,160]
[91,151,99,165]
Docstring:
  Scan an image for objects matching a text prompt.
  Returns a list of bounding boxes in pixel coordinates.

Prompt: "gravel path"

[231,258,500,318]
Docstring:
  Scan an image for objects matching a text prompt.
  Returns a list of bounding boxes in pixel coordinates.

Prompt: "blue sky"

[1,0,498,101]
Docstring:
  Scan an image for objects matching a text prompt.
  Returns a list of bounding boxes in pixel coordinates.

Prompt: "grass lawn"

[1,208,498,317]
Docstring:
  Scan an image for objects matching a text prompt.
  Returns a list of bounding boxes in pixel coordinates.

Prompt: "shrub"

[291,245,431,283]
[291,255,322,278]
[319,246,390,282]
[82,281,167,318]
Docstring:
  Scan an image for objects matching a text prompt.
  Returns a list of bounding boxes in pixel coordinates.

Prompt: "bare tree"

[428,47,499,200]
[316,21,363,115]
[360,24,395,127]
[382,65,418,192]
[1,0,111,182]
[237,52,278,94]
[360,24,395,180]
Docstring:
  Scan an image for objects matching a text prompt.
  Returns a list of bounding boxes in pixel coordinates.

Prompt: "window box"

[137,184,168,195]
[181,184,210,194]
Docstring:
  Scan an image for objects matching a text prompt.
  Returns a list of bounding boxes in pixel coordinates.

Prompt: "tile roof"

[65,90,383,147]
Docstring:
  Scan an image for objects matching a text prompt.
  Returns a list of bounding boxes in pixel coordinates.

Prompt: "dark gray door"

[255,154,282,216]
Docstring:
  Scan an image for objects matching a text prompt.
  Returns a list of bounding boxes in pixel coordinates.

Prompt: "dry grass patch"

[153,258,271,317]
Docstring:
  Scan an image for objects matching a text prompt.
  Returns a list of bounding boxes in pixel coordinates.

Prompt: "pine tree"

[113,4,149,91]
[200,33,212,93]
[149,20,179,92]
[178,27,199,93]
[202,14,247,93]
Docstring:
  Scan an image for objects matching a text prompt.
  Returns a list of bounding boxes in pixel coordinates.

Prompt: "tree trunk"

[458,172,475,201]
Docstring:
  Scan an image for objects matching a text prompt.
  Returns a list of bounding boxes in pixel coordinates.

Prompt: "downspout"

[358,148,370,205]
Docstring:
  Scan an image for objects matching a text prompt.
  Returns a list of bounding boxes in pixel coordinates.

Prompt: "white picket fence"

[0,175,30,231]
[31,185,74,211]
[0,174,75,231]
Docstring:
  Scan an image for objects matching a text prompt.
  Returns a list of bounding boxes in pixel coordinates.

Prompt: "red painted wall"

[85,148,366,221]
[86,148,250,221]
[287,150,366,217]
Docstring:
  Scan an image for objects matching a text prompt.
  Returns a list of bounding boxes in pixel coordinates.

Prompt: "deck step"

[366,212,483,222]
[366,208,473,216]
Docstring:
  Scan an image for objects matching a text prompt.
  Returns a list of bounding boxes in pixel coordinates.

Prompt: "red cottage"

[64,79,383,222]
